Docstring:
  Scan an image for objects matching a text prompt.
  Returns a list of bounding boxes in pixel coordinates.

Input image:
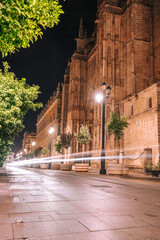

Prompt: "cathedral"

[36,0,160,169]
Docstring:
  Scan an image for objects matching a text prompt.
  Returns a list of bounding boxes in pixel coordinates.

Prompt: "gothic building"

[36,0,160,168]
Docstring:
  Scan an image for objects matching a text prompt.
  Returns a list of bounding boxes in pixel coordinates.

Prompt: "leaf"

[0,0,64,56]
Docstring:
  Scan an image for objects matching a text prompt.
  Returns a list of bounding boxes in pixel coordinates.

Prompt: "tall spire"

[79,18,83,39]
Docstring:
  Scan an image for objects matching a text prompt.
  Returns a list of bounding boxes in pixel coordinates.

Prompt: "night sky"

[1,0,97,152]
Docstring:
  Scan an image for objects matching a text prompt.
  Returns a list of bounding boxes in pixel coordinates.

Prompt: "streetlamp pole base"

[48,163,51,169]
[99,169,106,175]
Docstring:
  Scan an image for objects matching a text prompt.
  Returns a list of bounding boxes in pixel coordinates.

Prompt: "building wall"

[60,0,160,168]
[36,0,160,168]
[22,132,36,155]
[153,0,160,80]
[124,84,160,166]
[36,86,62,156]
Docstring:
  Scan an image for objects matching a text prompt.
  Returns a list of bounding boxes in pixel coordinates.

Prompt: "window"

[149,97,152,108]
[131,106,133,115]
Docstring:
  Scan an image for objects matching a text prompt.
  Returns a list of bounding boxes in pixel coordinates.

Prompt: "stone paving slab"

[0,214,10,224]
[29,232,110,240]
[0,196,20,204]
[28,201,88,214]
[0,203,31,214]
[0,224,13,239]
[102,226,160,240]
[11,190,44,196]
[73,214,151,231]
[18,194,67,203]
[0,167,160,240]
[13,219,89,239]
[8,212,53,223]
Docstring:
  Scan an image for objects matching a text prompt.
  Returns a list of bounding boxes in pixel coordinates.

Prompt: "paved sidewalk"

[0,167,160,240]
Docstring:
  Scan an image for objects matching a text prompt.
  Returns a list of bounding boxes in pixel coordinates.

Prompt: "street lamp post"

[32,141,36,158]
[48,126,55,169]
[96,82,111,175]
[24,149,27,159]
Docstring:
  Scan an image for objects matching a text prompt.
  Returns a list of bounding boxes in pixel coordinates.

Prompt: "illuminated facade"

[22,132,36,154]
[37,0,160,168]
[36,84,62,156]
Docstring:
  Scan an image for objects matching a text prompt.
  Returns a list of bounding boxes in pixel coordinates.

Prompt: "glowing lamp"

[96,93,104,103]
[49,126,54,135]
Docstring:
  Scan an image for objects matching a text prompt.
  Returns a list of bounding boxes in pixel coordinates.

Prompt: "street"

[0,167,160,240]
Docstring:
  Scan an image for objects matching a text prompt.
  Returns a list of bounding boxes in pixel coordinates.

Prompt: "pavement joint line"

[74,219,91,232]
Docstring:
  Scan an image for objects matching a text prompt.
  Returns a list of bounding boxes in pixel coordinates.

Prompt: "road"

[0,167,160,240]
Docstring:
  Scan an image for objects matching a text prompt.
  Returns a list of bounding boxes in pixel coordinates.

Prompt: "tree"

[41,148,48,155]
[60,133,72,159]
[60,133,72,150]
[107,113,129,145]
[0,1,63,164]
[0,0,63,56]
[74,125,91,145]
[34,147,42,157]
[74,125,91,163]
[54,141,63,154]
[0,62,42,165]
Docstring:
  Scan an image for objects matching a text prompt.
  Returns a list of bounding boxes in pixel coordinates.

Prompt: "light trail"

[12,143,160,164]
[6,153,154,168]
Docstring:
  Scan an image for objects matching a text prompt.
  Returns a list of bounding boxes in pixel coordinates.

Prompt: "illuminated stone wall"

[36,85,62,156]
[124,83,160,166]
[36,0,160,168]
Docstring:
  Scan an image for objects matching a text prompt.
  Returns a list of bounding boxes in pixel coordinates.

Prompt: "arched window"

[115,49,120,85]
[107,47,112,84]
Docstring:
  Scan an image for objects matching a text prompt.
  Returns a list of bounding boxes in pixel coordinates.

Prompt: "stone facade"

[124,83,160,166]
[36,84,62,156]
[36,0,160,168]
[22,132,36,154]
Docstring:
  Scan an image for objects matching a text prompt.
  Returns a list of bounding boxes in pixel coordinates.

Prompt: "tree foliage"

[54,141,63,154]
[74,125,91,145]
[60,133,72,150]
[34,146,42,157]
[107,113,129,141]
[41,148,47,155]
[0,0,63,56]
[0,62,42,164]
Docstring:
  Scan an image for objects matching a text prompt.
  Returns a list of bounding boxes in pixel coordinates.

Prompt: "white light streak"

[6,153,154,168]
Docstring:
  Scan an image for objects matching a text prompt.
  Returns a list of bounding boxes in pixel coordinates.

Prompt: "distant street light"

[32,142,36,158]
[48,126,55,169]
[23,149,27,160]
[96,82,111,174]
